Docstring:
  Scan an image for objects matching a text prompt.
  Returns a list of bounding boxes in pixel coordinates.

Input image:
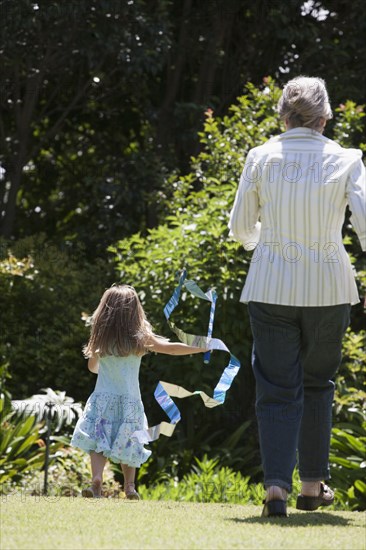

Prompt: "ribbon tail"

[131,421,177,445]
[163,269,187,320]
[138,269,242,446]
[204,290,217,364]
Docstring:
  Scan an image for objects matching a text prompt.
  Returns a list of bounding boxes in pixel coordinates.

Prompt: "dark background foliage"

[1,0,365,502]
[1,0,365,249]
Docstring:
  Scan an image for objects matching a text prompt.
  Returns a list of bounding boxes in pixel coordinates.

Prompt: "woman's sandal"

[124,482,140,501]
[296,482,334,511]
[261,499,288,518]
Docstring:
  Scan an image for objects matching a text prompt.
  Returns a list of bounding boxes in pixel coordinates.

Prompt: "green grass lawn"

[1,496,365,550]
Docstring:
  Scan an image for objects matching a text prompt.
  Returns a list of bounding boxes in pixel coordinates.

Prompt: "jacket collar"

[279,127,330,143]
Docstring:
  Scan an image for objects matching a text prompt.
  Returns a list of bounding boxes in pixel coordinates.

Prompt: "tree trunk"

[0,156,25,239]
[156,0,193,155]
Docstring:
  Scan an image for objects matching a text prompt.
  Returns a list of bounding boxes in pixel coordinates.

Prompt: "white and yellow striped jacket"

[229,127,366,306]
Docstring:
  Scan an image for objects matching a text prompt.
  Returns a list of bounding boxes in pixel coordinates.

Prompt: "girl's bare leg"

[90,451,107,496]
[121,464,136,486]
[121,464,138,497]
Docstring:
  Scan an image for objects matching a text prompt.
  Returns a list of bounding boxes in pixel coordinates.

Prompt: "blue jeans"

[248,301,351,493]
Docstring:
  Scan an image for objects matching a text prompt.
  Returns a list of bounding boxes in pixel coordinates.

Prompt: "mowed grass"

[1,496,365,550]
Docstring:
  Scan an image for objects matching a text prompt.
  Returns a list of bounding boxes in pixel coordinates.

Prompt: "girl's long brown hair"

[83,285,154,358]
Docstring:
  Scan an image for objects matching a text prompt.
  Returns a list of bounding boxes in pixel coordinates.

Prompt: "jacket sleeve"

[346,158,366,252]
[228,150,261,250]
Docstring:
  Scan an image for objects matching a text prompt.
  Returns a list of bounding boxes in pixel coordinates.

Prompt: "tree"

[1,0,365,250]
[0,0,172,242]
[109,79,365,483]
[1,78,364,497]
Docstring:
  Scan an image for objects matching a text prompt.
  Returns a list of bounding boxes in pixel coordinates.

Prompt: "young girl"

[71,284,208,499]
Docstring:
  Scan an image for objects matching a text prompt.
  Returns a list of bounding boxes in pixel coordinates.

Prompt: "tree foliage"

[0,0,172,246]
[109,80,365,485]
[1,0,365,252]
[0,234,111,400]
[0,1,365,501]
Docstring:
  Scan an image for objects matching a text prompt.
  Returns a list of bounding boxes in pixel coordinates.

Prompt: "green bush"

[110,80,366,486]
[138,455,265,505]
[0,234,113,401]
[19,445,122,498]
[330,417,366,511]
[11,387,83,434]
[329,330,366,511]
[1,80,364,497]
[0,393,62,491]
[138,455,355,510]
[335,329,366,423]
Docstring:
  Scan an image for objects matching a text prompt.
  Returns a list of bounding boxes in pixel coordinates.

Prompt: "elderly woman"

[229,76,366,517]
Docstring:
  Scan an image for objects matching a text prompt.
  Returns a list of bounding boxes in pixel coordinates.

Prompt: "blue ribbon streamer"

[131,269,241,445]
[204,290,217,364]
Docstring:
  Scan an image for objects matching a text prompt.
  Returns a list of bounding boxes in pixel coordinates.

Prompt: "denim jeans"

[248,301,351,493]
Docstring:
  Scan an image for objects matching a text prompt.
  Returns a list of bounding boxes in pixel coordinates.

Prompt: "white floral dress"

[71,354,151,467]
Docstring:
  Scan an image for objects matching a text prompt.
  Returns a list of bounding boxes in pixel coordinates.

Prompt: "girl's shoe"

[261,499,288,517]
[296,482,334,511]
[124,482,140,501]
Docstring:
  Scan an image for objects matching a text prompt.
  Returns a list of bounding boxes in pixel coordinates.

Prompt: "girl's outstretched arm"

[146,335,208,356]
[88,356,99,373]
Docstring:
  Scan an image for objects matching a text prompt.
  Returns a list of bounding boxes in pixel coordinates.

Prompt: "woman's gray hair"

[277,76,333,131]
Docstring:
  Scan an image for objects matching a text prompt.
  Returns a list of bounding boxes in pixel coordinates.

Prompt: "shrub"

[0,384,62,490]
[110,80,366,486]
[11,387,83,434]
[1,80,364,497]
[139,455,359,510]
[329,330,366,511]
[138,455,264,504]
[18,445,122,498]
[0,234,113,401]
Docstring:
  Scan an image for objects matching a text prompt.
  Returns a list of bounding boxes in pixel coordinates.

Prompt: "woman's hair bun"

[278,76,333,131]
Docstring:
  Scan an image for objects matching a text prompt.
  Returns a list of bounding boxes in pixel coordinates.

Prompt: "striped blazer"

[229,127,366,306]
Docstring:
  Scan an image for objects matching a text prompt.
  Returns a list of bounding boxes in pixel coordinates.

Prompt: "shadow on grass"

[227,511,353,527]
